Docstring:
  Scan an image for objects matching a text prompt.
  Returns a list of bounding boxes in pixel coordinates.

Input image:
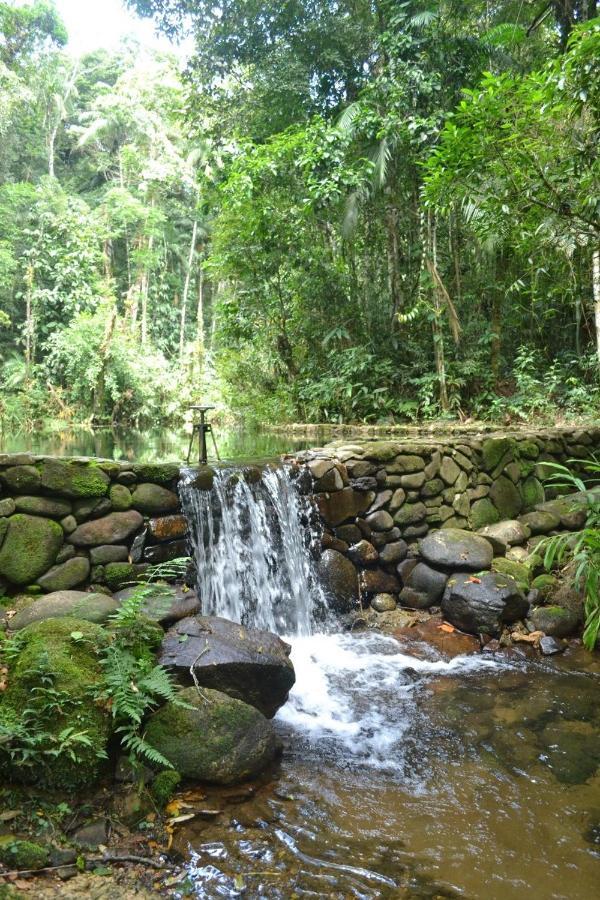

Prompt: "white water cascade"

[179,464,326,637]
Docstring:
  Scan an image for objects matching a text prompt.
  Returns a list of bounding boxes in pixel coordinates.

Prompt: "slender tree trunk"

[593,248,600,371]
[94,305,117,423]
[196,264,206,374]
[47,61,79,178]
[179,218,198,363]
[24,264,34,378]
[140,231,154,347]
[430,215,449,413]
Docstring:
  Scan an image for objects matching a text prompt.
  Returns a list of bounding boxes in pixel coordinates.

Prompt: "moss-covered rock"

[145,687,280,784]
[469,498,500,530]
[131,483,180,515]
[0,617,111,790]
[0,514,63,586]
[40,459,110,498]
[519,439,540,460]
[109,484,132,511]
[150,769,182,806]
[132,463,181,485]
[491,557,531,590]
[529,605,580,638]
[520,476,545,510]
[490,475,522,519]
[13,496,72,518]
[481,437,514,472]
[104,561,149,590]
[8,590,118,630]
[68,510,143,547]
[0,837,49,870]
[37,556,90,592]
[1,465,41,494]
[531,573,559,600]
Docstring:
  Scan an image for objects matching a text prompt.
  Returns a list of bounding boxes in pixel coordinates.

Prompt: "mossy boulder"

[0,514,63,586]
[469,498,500,530]
[531,573,558,600]
[491,557,531,590]
[520,476,545,510]
[8,590,118,630]
[104,561,149,590]
[37,556,90,592]
[144,687,280,784]
[0,837,49,870]
[13,496,72,518]
[0,617,111,790]
[519,510,560,535]
[68,510,143,547]
[481,437,514,472]
[490,475,522,519]
[519,440,540,460]
[40,459,110,498]
[529,605,580,638]
[132,463,181,485]
[420,528,493,572]
[132,483,180,515]
[1,465,41,494]
[109,484,132,511]
[150,769,182,806]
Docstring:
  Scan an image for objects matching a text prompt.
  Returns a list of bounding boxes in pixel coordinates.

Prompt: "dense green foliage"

[1,1,599,427]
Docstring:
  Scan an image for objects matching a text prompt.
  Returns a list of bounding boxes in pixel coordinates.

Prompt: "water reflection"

[0,426,312,463]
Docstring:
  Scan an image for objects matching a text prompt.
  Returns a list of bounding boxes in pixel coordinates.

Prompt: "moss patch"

[481,438,514,472]
[132,463,180,485]
[0,838,49,870]
[0,617,110,790]
[0,514,63,586]
[40,459,110,498]
[520,476,545,510]
[469,498,500,530]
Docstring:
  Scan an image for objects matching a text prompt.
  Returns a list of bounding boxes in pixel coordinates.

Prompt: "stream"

[177,464,600,899]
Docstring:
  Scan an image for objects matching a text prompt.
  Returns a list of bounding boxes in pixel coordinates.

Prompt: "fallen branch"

[0,853,172,878]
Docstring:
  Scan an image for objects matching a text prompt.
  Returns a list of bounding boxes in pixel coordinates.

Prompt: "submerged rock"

[420,528,493,572]
[145,687,280,784]
[442,571,529,636]
[159,615,295,718]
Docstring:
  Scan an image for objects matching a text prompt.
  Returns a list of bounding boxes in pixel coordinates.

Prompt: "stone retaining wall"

[0,454,186,595]
[289,426,600,607]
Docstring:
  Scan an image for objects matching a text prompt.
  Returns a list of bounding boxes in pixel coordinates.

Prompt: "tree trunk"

[93,305,117,423]
[24,264,34,378]
[179,218,198,363]
[430,215,449,412]
[140,231,154,347]
[196,263,206,374]
[593,248,600,371]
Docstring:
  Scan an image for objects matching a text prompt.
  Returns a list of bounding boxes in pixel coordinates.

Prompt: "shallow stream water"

[176,464,600,899]
[180,635,600,900]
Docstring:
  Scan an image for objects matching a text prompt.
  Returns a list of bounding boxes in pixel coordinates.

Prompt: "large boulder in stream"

[158,615,295,718]
[442,571,529,636]
[145,687,280,784]
[317,549,359,613]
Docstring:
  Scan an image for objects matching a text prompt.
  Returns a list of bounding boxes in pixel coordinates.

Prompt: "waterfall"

[179,464,326,637]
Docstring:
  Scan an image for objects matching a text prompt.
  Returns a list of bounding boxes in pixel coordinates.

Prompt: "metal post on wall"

[186,406,221,465]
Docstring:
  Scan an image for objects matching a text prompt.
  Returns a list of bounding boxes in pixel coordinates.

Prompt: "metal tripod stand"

[186,405,221,465]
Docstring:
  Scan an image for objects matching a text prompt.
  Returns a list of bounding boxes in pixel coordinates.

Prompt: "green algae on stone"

[490,475,522,519]
[491,557,531,590]
[531,573,558,599]
[0,617,110,790]
[13,496,72,518]
[0,838,49,871]
[144,687,279,784]
[0,514,63,586]
[104,561,149,590]
[520,476,545,510]
[150,769,182,806]
[1,465,41,494]
[481,437,514,472]
[109,483,132,511]
[469,497,500,530]
[132,462,181,485]
[529,605,580,638]
[40,458,110,498]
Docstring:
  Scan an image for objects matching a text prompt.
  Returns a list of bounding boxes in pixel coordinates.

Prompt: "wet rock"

[394,618,480,658]
[317,548,359,612]
[402,562,447,607]
[189,465,215,490]
[145,686,280,784]
[37,556,90,592]
[72,496,111,522]
[440,456,460,486]
[490,475,522,519]
[538,721,600,783]
[68,510,143,546]
[360,569,400,596]
[442,571,529,636]
[420,528,493,572]
[314,467,343,492]
[132,483,180,515]
[308,458,335,480]
[321,532,348,553]
[529,605,580,638]
[491,557,531,589]
[159,615,295,718]
[393,501,427,526]
[399,587,434,609]
[115,584,200,625]
[8,590,118,629]
[379,540,408,565]
[539,635,566,656]
[335,524,362,544]
[371,593,397,612]
[0,513,63,585]
[351,476,378,492]
[143,538,188,563]
[347,539,378,566]
[316,487,372,527]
